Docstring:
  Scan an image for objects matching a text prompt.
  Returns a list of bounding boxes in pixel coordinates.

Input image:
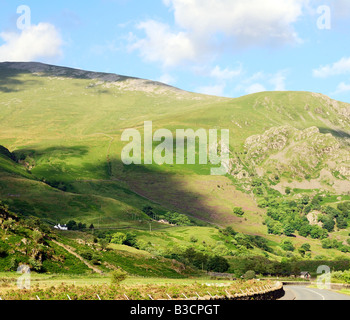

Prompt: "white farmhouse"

[54,224,68,231]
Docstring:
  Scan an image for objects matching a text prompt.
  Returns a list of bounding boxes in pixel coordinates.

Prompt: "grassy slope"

[1,63,350,260]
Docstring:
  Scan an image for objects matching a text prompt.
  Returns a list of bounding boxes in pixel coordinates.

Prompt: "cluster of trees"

[110,232,137,247]
[38,178,72,192]
[219,226,272,253]
[229,255,350,278]
[164,247,230,273]
[263,195,350,240]
[264,203,327,239]
[142,206,192,226]
[322,238,350,253]
[319,204,349,231]
[332,270,350,284]
[66,220,88,231]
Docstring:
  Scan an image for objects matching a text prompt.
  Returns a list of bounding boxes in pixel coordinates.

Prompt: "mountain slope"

[1,62,350,262]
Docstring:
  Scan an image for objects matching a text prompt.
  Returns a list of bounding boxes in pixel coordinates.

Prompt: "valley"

[1,62,350,298]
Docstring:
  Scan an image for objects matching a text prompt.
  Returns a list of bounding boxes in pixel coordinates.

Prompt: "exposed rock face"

[307,211,323,227]
[230,125,350,194]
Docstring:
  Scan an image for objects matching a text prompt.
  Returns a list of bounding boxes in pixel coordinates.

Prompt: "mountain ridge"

[2,61,349,102]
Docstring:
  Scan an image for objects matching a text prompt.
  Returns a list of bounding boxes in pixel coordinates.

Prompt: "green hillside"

[1,61,350,274]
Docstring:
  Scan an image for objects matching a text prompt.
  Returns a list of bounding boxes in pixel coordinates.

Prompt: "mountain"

[1,61,350,265]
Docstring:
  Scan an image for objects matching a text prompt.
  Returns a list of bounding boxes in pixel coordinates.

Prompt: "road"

[280,285,350,300]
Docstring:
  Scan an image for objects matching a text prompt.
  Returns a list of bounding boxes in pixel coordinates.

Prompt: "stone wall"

[193,282,285,301]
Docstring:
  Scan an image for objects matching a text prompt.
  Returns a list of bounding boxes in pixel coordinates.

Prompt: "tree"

[77,222,86,231]
[233,207,245,217]
[235,233,253,249]
[283,224,295,237]
[207,256,230,273]
[67,220,78,231]
[318,215,335,232]
[281,239,295,252]
[310,226,328,239]
[266,220,283,235]
[337,202,350,218]
[111,233,127,245]
[301,243,311,252]
[336,215,348,229]
[111,269,128,286]
[298,248,306,257]
[99,238,110,251]
[221,226,237,237]
[164,212,191,226]
[142,206,154,218]
[299,224,312,237]
[244,270,256,280]
[124,232,137,247]
[321,238,333,249]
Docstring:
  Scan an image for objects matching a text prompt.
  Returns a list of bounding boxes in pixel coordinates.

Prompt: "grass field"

[0,271,273,300]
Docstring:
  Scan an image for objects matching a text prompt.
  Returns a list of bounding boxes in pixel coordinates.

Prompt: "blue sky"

[1,0,350,102]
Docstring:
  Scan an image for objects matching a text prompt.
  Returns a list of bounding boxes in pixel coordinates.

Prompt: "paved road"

[280,286,350,300]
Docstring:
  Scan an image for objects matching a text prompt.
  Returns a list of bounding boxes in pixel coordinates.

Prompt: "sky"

[1,0,350,102]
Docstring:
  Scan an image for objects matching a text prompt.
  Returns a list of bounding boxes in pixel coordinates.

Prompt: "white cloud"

[210,65,242,81]
[131,0,308,68]
[235,70,287,94]
[158,73,176,85]
[196,84,226,96]
[333,82,350,94]
[165,0,306,46]
[0,23,63,62]
[270,71,287,91]
[313,57,350,78]
[245,83,267,94]
[129,20,196,67]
